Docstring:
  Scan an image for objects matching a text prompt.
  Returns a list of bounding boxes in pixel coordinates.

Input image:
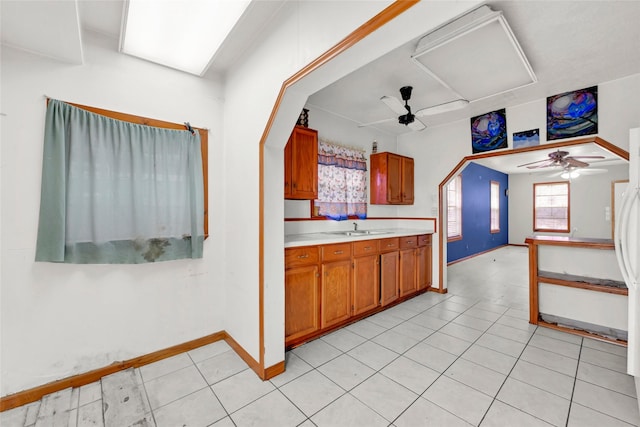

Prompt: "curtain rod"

[42,95,209,132]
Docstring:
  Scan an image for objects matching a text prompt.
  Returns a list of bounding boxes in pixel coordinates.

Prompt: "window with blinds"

[447,175,462,240]
[534,182,570,232]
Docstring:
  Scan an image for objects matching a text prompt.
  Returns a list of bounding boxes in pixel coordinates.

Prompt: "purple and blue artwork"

[470,109,507,153]
[547,86,598,140]
[513,128,540,149]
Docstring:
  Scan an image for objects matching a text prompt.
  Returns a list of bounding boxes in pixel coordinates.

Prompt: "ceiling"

[470,142,626,175]
[2,1,637,174]
[308,1,640,136]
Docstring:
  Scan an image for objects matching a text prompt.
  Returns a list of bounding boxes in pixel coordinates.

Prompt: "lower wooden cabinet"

[285,234,432,347]
[380,251,399,306]
[321,260,352,328]
[399,236,418,297]
[416,238,432,290]
[353,254,379,315]
[285,264,320,342]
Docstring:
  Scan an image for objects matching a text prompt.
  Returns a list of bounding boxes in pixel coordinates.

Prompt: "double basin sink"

[326,230,391,237]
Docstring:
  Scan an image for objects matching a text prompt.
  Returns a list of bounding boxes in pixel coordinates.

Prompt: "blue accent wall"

[447,162,509,263]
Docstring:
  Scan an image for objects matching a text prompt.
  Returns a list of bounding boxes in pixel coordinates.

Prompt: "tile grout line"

[476,318,541,426]
[384,298,513,426]
[564,340,584,427]
[186,350,238,425]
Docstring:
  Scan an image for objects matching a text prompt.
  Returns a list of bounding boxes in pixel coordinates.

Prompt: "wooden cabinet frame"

[370,152,414,205]
[285,234,432,348]
[285,126,318,200]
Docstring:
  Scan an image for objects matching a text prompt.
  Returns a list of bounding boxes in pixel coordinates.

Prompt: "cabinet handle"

[364,246,371,250]
[406,240,414,244]
[387,243,394,247]
[334,250,344,255]
[297,254,309,259]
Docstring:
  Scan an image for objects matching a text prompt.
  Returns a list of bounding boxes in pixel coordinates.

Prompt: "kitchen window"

[35,99,208,264]
[490,181,500,233]
[534,181,570,232]
[447,175,462,240]
[314,140,367,220]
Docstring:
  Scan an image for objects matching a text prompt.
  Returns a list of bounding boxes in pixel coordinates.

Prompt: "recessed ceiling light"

[120,0,250,75]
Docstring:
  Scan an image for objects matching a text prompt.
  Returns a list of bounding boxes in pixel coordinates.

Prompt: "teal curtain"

[35,100,204,264]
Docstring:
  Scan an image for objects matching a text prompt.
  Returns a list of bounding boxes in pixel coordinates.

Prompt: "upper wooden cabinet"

[370,152,414,205]
[284,126,318,200]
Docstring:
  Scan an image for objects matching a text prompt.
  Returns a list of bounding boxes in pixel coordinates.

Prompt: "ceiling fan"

[517,149,607,178]
[359,86,469,131]
[517,149,605,169]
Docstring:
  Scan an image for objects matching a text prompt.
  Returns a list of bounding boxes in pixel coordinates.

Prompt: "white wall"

[398,73,640,288]
[222,0,397,370]
[509,164,629,244]
[225,0,483,368]
[0,32,226,395]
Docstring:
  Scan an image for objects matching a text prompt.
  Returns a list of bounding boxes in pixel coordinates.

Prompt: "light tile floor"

[3,246,640,426]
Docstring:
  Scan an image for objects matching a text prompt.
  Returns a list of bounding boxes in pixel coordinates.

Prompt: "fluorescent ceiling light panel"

[121,0,250,75]
[411,5,536,101]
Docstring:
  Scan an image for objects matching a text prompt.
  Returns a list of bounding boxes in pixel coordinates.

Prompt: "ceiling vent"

[411,5,536,102]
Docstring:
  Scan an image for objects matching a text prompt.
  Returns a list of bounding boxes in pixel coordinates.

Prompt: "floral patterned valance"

[316,140,367,221]
[318,140,367,171]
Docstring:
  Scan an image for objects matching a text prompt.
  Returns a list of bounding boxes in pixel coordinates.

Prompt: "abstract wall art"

[513,128,540,148]
[547,86,598,140]
[470,108,507,153]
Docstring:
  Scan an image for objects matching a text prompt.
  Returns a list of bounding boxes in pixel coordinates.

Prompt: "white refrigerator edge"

[614,127,640,412]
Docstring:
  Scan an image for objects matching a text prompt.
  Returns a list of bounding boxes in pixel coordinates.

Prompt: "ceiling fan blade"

[357,117,396,128]
[527,161,558,169]
[565,158,589,168]
[517,158,555,168]
[408,118,426,131]
[381,95,407,115]
[415,99,469,117]
[567,155,606,160]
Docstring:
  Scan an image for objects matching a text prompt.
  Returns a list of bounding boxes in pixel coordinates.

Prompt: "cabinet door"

[399,248,417,297]
[416,246,429,291]
[417,235,432,290]
[290,127,318,199]
[321,260,352,329]
[285,265,320,343]
[401,157,414,204]
[380,251,399,306]
[387,153,403,204]
[353,254,379,315]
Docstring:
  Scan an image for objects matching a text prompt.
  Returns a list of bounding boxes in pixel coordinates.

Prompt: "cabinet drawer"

[321,243,352,262]
[399,236,418,249]
[353,240,379,257]
[285,246,319,268]
[379,237,400,253]
[418,234,431,247]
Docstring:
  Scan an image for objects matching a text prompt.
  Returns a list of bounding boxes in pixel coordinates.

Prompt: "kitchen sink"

[327,230,390,236]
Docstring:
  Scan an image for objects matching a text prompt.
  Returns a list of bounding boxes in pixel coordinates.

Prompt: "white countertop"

[285,228,434,248]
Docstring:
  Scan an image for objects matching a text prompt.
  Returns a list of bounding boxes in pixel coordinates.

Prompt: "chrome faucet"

[353,222,358,231]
